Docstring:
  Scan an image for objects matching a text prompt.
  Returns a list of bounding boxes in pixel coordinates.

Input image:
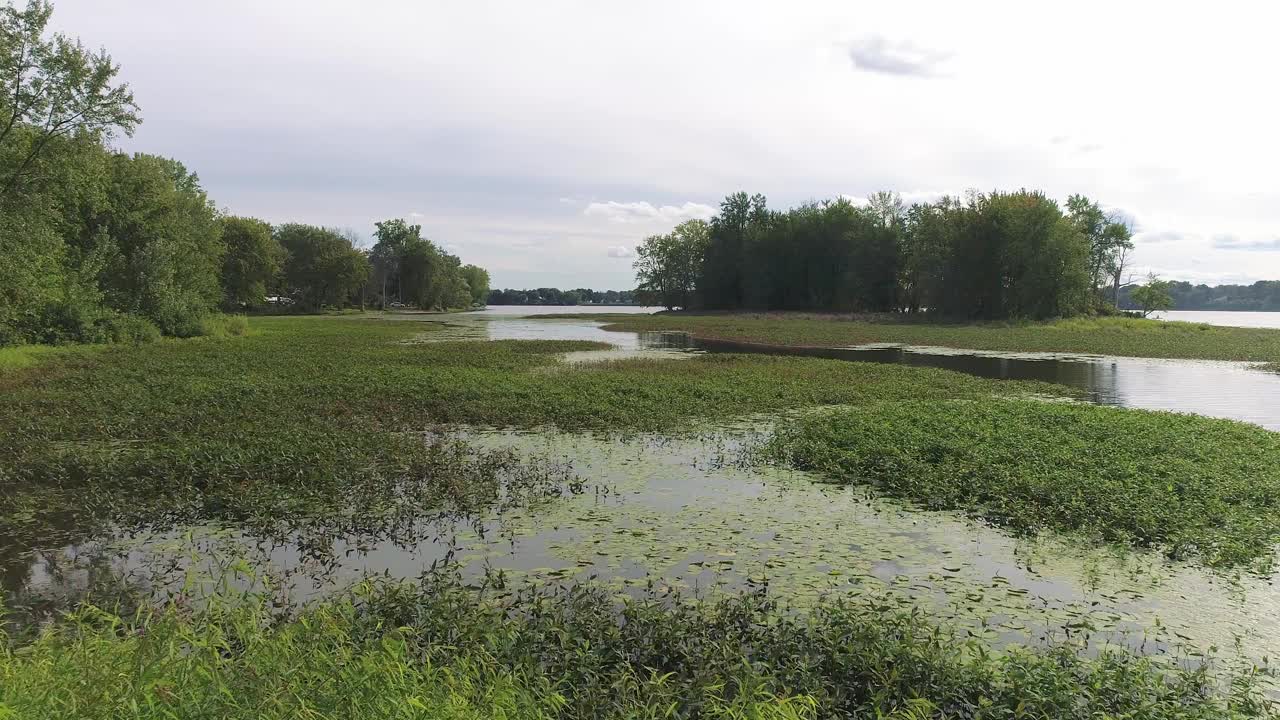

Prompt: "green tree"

[275,224,369,310]
[370,218,420,307]
[1130,274,1174,317]
[459,264,490,306]
[0,0,140,201]
[220,216,282,309]
[94,153,225,335]
[1066,194,1133,306]
[634,219,710,310]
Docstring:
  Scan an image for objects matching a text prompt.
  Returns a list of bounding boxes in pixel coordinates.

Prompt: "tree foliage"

[274,224,369,311]
[0,0,140,201]
[0,4,489,345]
[676,190,1122,320]
[221,216,283,310]
[1130,275,1175,317]
[634,219,709,309]
[369,218,476,310]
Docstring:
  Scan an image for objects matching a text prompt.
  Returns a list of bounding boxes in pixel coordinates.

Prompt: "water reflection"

[395,310,1280,430]
[658,335,1280,430]
[10,427,1279,667]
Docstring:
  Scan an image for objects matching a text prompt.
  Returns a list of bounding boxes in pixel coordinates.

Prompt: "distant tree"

[1066,194,1133,306]
[700,192,768,309]
[634,219,710,310]
[220,216,282,309]
[370,218,420,307]
[1130,274,1174,317]
[0,0,140,201]
[274,224,369,310]
[459,264,489,306]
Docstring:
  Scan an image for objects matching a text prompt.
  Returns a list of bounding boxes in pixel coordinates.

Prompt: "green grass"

[0,344,72,372]
[770,398,1280,570]
[584,313,1280,362]
[2,575,1271,719]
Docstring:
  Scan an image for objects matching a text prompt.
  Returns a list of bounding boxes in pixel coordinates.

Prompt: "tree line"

[635,190,1136,320]
[487,288,637,306]
[1119,280,1280,313]
[0,1,486,345]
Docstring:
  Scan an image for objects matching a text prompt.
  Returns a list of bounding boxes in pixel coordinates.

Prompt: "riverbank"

[578,313,1280,362]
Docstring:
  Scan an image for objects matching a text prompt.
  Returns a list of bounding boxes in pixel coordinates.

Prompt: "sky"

[49,0,1280,290]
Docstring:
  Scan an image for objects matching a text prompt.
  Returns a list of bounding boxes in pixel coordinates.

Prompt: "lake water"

[1162,310,1280,329]
[426,307,1280,431]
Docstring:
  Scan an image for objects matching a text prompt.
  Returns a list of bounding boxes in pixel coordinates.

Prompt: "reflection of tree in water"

[0,438,582,625]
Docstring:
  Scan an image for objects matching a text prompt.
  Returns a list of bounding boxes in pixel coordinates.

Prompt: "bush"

[151,302,207,338]
[198,314,250,338]
[101,315,161,345]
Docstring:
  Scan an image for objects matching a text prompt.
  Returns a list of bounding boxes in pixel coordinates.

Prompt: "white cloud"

[847,34,951,77]
[583,201,716,225]
[607,245,634,258]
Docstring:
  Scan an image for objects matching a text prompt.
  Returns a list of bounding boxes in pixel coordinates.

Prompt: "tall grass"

[770,398,1280,570]
[1,574,1271,719]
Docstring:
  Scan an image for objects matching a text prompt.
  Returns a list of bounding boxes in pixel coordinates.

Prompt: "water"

[1162,310,1280,329]
[11,427,1278,669]
[399,308,1280,432]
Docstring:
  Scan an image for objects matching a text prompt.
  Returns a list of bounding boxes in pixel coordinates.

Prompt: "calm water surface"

[433,307,1280,431]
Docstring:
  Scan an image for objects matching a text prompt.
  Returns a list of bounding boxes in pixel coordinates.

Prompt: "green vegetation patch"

[592,313,1280,362]
[771,399,1280,570]
[2,576,1271,720]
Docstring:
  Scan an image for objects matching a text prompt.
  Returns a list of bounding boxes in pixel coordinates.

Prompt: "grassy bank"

[770,399,1280,570]
[2,576,1271,719]
[583,313,1280,362]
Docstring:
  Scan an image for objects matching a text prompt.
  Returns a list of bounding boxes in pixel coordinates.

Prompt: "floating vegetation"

[770,398,1280,571]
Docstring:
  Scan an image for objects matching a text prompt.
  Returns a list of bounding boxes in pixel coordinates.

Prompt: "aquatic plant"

[0,574,1271,719]
[771,399,1280,570]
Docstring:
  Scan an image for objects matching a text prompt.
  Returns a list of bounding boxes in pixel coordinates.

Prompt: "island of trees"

[0,2,487,346]
[634,191,1142,319]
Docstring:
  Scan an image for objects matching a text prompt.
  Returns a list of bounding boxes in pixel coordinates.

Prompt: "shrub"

[198,313,250,338]
[101,315,161,345]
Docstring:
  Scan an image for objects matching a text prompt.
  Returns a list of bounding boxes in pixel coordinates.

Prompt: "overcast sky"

[50,0,1280,290]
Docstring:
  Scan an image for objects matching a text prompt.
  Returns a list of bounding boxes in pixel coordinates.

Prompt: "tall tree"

[634,219,710,310]
[220,216,282,310]
[0,0,140,201]
[275,224,369,310]
[459,264,489,306]
[1066,194,1133,306]
[93,153,225,335]
[370,218,421,307]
